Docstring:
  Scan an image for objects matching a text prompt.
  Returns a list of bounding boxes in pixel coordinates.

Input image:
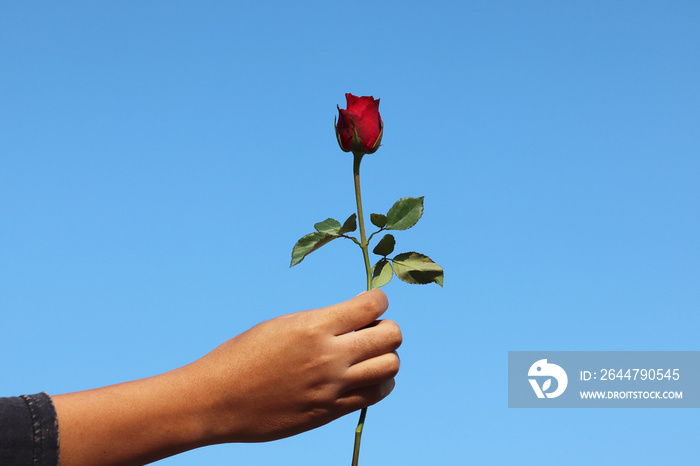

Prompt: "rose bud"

[335,93,384,155]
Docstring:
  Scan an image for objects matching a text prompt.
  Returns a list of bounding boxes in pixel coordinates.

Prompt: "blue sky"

[1,1,699,464]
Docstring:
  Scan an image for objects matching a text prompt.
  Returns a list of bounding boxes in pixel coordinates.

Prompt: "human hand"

[189,288,401,443]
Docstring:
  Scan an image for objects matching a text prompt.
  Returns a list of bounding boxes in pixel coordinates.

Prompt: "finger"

[343,352,401,391]
[334,379,396,414]
[336,319,402,365]
[323,289,389,335]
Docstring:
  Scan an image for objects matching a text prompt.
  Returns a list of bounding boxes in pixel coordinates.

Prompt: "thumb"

[325,289,389,335]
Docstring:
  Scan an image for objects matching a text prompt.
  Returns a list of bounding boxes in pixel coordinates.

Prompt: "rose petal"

[337,94,382,154]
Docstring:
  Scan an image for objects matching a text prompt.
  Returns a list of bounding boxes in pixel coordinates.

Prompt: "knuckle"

[385,352,401,377]
[382,320,403,348]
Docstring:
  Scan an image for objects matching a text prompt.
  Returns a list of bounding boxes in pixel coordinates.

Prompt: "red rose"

[335,93,383,155]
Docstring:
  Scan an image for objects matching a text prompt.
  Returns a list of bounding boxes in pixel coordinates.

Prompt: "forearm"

[53,365,213,466]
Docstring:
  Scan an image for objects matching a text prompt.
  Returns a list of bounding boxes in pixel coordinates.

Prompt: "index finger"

[322,289,389,335]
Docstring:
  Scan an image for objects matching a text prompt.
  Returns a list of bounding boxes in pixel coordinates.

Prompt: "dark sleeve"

[0,392,59,466]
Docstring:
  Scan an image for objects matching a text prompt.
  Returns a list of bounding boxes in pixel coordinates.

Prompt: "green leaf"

[290,231,338,267]
[372,233,395,256]
[339,213,357,234]
[370,213,387,228]
[371,259,393,288]
[314,218,342,234]
[385,197,424,230]
[392,252,444,286]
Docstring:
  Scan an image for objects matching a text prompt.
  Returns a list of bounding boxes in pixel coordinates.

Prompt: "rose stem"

[352,152,373,291]
[351,151,373,466]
